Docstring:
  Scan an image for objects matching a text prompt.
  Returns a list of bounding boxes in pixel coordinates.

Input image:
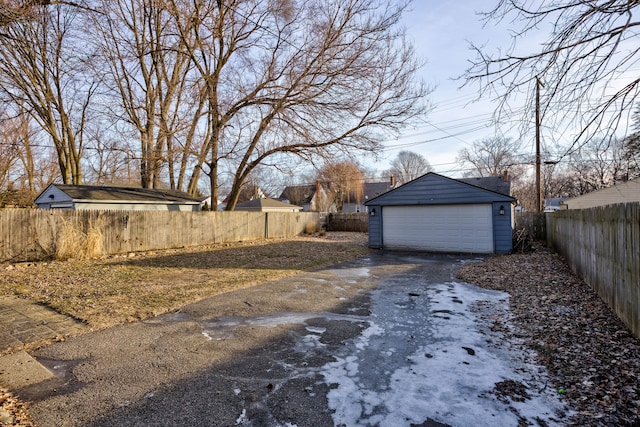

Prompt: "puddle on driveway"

[198,312,370,341]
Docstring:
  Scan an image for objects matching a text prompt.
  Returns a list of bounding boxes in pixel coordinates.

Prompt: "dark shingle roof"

[55,184,200,203]
[363,182,394,199]
[279,185,316,204]
[459,176,511,196]
[280,181,394,204]
[235,198,301,210]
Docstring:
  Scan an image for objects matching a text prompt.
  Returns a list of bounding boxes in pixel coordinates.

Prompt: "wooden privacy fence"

[547,203,640,338]
[514,211,547,241]
[327,212,368,232]
[0,209,321,263]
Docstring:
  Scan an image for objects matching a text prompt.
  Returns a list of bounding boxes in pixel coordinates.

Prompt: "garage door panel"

[382,205,494,253]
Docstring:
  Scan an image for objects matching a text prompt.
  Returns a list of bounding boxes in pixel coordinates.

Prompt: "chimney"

[390,176,395,187]
[502,170,509,182]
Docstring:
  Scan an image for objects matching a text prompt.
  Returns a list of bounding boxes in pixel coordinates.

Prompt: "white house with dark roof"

[34,184,202,211]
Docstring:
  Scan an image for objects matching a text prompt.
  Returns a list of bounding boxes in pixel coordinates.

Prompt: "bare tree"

[82,122,135,185]
[387,150,432,184]
[0,4,96,184]
[456,136,523,178]
[564,137,628,194]
[0,1,86,26]
[168,0,429,210]
[513,136,630,210]
[93,0,201,190]
[317,161,365,212]
[622,103,640,179]
[465,1,640,158]
[0,115,19,192]
[0,107,57,204]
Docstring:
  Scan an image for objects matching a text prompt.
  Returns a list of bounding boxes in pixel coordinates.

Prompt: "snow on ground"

[321,281,570,426]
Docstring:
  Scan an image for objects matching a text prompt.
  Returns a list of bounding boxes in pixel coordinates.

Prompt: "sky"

[373,1,529,178]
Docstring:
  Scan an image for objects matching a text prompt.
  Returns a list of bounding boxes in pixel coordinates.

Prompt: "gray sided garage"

[365,173,515,254]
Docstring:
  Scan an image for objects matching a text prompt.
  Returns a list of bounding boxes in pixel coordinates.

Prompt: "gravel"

[2,238,639,426]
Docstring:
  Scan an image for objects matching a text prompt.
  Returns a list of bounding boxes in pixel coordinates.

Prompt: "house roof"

[37,184,200,204]
[279,181,395,204]
[459,176,511,196]
[562,178,640,209]
[279,184,316,204]
[362,181,395,200]
[364,172,515,206]
[222,185,265,204]
[235,197,302,210]
[545,197,570,207]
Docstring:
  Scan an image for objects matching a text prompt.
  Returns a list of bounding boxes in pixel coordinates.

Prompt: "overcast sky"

[373,0,528,177]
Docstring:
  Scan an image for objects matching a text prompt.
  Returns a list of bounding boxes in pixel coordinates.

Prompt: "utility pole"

[535,76,544,212]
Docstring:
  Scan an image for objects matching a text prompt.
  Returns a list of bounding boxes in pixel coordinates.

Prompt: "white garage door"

[382,204,494,253]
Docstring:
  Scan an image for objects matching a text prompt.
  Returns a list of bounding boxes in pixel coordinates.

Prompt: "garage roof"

[235,198,302,211]
[364,172,515,206]
[36,184,201,205]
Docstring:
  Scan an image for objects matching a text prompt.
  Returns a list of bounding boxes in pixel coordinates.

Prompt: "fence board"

[548,203,640,338]
[514,212,547,241]
[327,213,368,232]
[0,209,320,263]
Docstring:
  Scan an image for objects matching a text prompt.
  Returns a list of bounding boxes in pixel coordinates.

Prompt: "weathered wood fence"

[327,212,368,232]
[546,203,640,337]
[514,211,547,241]
[0,209,321,263]
[516,204,640,337]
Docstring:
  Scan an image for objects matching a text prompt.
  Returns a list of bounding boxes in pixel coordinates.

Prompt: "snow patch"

[321,281,569,426]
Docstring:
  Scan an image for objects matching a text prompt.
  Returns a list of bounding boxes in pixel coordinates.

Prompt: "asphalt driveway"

[19,252,570,426]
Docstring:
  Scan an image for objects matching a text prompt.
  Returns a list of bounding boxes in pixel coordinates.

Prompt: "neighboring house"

[279,179,396,213]
[34,184,202,211]
[234,197,302,212]
[544,198,570,212]
[279,183,333,212]
[459,175,511,196]
[220,185,267,210]
[365,172,516,254]
[562,178,640,210]
[342,181,397,213]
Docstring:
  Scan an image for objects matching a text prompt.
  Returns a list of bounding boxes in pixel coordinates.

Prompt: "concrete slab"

[23,253,573,427]
[0,296,87,354]
[0,351,56,389]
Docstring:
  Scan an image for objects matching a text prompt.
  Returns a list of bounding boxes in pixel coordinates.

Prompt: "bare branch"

[464,0,640,157]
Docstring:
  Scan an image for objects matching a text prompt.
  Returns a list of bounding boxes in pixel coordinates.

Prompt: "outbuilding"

[364,172,515,254]
[234,197,302,212]
[34,184,202,211]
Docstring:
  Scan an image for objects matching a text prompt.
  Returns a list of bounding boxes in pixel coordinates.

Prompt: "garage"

[382,204,494,253]
[365,173,515,254]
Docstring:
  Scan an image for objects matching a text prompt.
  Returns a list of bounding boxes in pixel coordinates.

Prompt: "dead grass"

[304,220,318,234]
[1,233,369,330]
[55,220,104,260]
